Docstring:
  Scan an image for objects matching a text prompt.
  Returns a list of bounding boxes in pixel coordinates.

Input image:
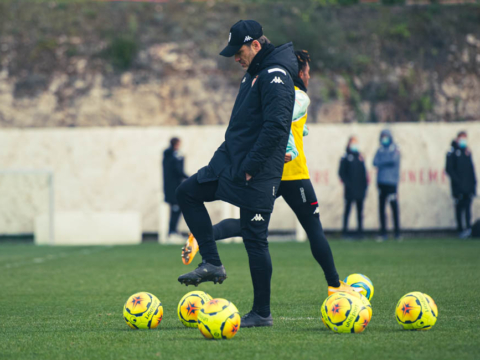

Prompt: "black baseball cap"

[220,20,263,57]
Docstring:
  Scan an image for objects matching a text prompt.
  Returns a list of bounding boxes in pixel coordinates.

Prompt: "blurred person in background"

[373,129,401,241]
[339,136,368,239]
[446,131,477,239]
[162,137,188,244]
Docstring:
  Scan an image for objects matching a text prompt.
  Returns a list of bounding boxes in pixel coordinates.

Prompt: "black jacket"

[163,147,188,204]
[446,141,477,197]
[339,150,368,200]
[197,43,297,213]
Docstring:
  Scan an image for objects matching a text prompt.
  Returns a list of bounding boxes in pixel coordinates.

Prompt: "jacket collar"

[247,43,275,77]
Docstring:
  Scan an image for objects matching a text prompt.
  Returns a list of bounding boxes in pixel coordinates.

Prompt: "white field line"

[278,317,317,321]
[3,246,113,269]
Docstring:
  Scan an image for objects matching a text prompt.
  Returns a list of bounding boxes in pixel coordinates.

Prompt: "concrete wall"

[0,123,479,235]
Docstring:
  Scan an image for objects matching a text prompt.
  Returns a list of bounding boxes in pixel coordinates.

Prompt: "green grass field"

[1,239,480,360]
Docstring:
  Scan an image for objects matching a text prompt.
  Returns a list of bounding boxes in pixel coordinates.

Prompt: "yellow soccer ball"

[123,292,163,329]
[197,298,240,340]
[344,273,374,301]
[359,293,372,320]
[396,292,438,330]
[321,292,370,333]
[177,291,212,328]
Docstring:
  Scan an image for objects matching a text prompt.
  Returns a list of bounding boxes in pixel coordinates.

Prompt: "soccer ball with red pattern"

[177,291,212,328]
[320,292,371,333]
[123,292,163,329]
[197,298,240,340]
[395,292,438,330]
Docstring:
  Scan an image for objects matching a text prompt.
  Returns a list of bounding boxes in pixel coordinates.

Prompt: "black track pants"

[176,173,273,316]
[378,184,400,237]
[168,204,182,235]
[212,179,340,288]
[455,194,472,232]
[343,198,364,235]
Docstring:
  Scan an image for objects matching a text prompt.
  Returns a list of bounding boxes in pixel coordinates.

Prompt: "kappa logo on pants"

[313,207,320,215]
[251,214,265,222]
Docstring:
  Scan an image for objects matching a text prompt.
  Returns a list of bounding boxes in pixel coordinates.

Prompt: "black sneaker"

[240,311,273,328]
[178,260,227,286]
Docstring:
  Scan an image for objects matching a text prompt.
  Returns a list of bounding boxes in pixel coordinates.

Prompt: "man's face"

[458,134,468,148]
[299,62,310,89]
[234,41,261,69]
[173,141,181,151]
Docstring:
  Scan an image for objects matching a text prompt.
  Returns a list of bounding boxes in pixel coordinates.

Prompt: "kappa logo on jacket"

[251,214,265,222]
[270,76,284,84]
[244,35,253,42]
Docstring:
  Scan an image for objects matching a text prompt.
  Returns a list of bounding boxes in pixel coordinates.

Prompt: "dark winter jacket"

[446,141,477,197]
[339,149,368,200]
[163,147,188,204]
[197,43,297,213]
[373,129,401,186]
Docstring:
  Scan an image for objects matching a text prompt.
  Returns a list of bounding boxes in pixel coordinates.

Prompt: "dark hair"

[170,137,180,147]
[457,131,467,138]
[346,136,357,151]
[247,35,271,49]
[295,50,311,73]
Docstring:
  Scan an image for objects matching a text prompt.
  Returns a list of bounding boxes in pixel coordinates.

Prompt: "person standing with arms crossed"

[373,129,401,241]
[339,136,368,239]
[446,131,477,238]
[175,20,297,328]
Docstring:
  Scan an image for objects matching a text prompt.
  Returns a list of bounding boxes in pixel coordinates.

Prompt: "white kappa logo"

[229,32,232,43]
[244,35,253,42]
[270,76,284,84]
[251,214,265,222]
[313,207,320,215]
[242,77,246,83]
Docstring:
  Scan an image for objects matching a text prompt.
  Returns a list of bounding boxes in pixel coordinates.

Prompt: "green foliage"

[382,0,406,5]
[388,23,411,40]
[1,1,480,122]
[105,35,138,71]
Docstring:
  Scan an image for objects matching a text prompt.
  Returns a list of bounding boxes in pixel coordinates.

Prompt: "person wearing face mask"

[373,129,401,241]
[446,131,477,238]
[339,136,368,239]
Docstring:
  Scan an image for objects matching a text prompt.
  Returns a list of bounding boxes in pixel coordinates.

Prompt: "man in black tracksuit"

[175,20,296,327]
[339,136,368,238]
[162,137,188,237]
[446,131,477,237]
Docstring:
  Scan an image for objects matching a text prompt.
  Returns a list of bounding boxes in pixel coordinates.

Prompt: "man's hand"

[284,153,292,163]
[246,173,252,181]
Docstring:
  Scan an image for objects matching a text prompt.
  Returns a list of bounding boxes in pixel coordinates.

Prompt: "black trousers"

[168,203,182,235]
[343,198,364,235]
[212,179,340,288]
[378,184,400,237]
[454,194,472,232]
[175,173,272,317]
